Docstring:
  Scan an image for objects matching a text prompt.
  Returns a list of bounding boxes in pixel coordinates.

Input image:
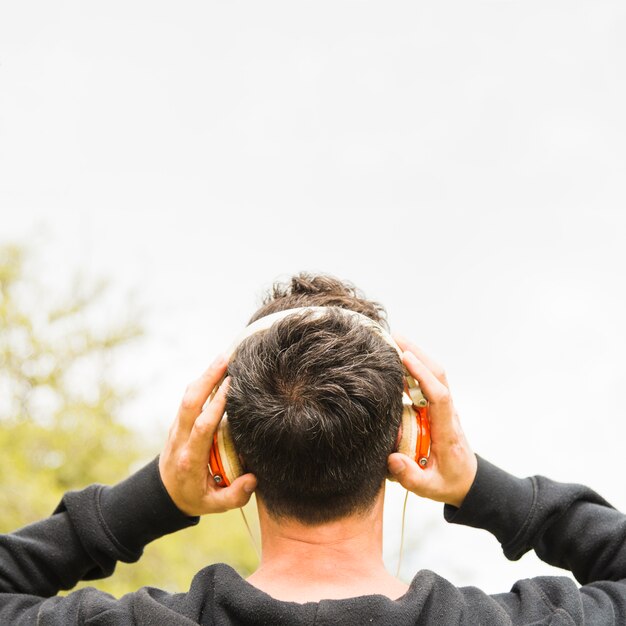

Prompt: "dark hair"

[226,274,403,524]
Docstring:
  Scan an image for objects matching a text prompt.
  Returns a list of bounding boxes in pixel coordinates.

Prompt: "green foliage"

[0,242,258,596]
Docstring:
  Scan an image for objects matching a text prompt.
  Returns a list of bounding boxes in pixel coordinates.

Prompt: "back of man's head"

[226,273,404,525]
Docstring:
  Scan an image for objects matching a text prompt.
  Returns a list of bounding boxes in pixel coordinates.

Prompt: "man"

[1,273,625,624]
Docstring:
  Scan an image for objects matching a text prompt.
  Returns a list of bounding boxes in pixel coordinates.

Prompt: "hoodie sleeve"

[0,457,198,598]
[445,456,626,623]
[444,456,626,584]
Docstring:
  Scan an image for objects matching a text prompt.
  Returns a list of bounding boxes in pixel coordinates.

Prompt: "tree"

[0,242,257,596]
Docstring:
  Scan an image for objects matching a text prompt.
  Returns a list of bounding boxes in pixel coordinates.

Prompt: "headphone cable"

[396,489,410,578]
[240,505,261,560]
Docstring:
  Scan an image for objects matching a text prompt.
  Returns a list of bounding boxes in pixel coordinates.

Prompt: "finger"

[206,472,257,512]
[393,335,447,385]
[176,355,228,436]
[185,377,231,466]
[387,453,428,493]
[402,352,450,406]
[403,351,460,444]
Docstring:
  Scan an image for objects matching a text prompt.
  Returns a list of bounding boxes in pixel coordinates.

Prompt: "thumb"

[213,473,258,511]
[388,453,424,493]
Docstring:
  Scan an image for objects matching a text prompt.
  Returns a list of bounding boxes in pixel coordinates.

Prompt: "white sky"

[1,0,625,593]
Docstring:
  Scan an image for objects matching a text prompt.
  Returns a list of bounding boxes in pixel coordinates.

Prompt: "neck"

[246,487,408,603]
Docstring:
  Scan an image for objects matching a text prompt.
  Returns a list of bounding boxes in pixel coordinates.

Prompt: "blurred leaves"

[0,242,257,595]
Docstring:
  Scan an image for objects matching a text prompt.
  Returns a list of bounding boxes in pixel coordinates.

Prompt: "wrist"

[443,455,535,559]
[447,453,478,508]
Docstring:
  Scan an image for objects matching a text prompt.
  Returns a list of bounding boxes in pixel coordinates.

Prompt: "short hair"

[226,274,404,524]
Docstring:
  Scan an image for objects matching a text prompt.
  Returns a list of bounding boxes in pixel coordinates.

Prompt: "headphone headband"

[227,306,427,408]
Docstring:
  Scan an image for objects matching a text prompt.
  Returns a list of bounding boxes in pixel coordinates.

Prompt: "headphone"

[208,306,431,487]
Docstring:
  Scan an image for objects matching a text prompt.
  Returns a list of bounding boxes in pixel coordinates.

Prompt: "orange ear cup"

[416,405,430,467]
[209,431,228,486]
[208,414,242,488]
[392,392,431,481]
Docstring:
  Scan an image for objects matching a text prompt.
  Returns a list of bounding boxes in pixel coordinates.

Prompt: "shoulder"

[403,570,603,625]
[21,565,234,626]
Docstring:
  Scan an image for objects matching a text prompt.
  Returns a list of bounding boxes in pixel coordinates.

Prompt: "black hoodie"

[1,456,625,625]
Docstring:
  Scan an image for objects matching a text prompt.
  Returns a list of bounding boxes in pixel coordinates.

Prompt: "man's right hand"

[159,355,257,516]
[387,338,477,508]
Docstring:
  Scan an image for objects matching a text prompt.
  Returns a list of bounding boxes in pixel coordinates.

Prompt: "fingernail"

[388,457,405,474]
